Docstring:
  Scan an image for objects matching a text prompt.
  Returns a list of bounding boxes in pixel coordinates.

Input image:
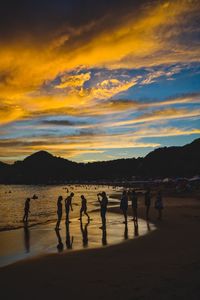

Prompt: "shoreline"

[1,195,200,299]
[0,205,156,268]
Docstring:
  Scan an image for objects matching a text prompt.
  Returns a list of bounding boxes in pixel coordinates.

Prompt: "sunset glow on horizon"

[0,0,200,163]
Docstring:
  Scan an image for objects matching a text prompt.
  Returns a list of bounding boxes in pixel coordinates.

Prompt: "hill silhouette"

[0,138,199,184]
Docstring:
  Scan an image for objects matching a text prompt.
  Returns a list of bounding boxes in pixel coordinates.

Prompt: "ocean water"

[0,184,121,231]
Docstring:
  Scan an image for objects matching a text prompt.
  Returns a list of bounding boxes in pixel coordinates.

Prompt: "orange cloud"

[0,0,199,126]
[0,0,199,163]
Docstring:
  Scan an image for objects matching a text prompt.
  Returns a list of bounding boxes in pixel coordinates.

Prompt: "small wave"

[0,225,23,232]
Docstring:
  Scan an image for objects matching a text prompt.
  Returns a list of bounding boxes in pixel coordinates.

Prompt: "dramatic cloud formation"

[0,0,200,162]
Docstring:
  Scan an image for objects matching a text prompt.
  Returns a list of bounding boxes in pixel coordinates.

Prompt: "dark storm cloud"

[0,0,154,44]
[156,5,200,48]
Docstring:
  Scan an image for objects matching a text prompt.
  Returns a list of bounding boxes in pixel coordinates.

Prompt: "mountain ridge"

[0,138,199,183]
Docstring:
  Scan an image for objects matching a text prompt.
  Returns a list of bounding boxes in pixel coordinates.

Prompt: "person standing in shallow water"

[23,198,31,223]
[120,190,128,224]
[55,196,63,230]
[79,195,90,221]
[98,191,108,228]
[144,188,151,220]
[155,190,164,220]
[65,192,74,223]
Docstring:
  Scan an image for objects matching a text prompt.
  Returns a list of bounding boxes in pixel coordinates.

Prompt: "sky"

[0,0,200,163]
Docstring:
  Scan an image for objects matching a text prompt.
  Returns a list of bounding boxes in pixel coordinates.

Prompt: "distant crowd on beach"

[22,188,164,231]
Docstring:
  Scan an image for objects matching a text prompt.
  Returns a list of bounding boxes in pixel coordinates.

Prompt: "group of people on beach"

[22,188,164,232]
[55,191,109,230]
[120,189,164,225]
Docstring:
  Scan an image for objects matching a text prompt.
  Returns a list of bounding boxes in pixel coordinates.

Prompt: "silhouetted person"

[134,222,139,237]
[55,228,64,252]
[55,196,63,230]
[65,192,74,223]
[98,191,108,229]
[66,222,74,249]
[23,198,31,223]
[144,189,151,220]
[102,225,107,246]
[155,190,164,220]
[120,190,128,223]
[130,190,138,223]
[79,195,90,221]
[146,221,151,232]
[23,224,30,253]
[80,219,90,248]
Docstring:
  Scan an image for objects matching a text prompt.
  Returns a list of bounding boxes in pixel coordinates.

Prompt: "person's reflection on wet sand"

[80,220,90,248]
[101,225,107,246]
[124,221,128,240]
[55,196,63,230]
[55,228,64,252]
[134,222,139,237]
[23,224,30,253]
[66,222,74,249]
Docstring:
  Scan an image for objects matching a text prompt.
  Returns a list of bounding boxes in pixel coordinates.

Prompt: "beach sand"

[0,195,200,300]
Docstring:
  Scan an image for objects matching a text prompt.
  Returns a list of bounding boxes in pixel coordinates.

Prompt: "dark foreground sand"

[1,195,200,300]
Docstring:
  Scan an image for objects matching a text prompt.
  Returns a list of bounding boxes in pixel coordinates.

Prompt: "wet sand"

[0,212,155,267]
[1,195,200,300]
